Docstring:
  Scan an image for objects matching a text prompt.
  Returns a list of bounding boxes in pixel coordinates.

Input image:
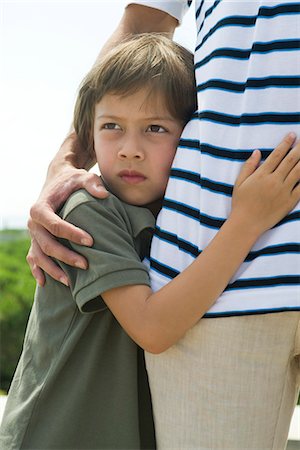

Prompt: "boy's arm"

[27,4,179,287]
[100,134,300,353]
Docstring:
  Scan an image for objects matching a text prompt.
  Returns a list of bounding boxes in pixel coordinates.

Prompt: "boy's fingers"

[260,133,296,173]
[285,160,300,189]
[291,180,300,202]
[235,150,261,186]
[275,143,300,181]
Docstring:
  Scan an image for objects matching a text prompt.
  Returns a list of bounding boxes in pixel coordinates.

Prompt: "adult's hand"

[27,134,108,287]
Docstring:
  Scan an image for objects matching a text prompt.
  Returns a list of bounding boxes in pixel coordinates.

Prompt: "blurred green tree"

[0,231,35,392]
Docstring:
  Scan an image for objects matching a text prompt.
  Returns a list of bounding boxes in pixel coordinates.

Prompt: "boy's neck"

[101,177,162,218]
[145,200,162,218]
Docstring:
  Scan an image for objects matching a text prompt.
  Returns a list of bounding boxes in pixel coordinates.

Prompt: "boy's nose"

[118,136,145,160]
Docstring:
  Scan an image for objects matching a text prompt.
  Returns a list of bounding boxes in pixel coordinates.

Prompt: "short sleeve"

[57,193,152,314]
[126,0,191,24]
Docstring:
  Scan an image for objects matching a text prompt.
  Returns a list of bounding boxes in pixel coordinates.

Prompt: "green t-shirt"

[0,190,156,449]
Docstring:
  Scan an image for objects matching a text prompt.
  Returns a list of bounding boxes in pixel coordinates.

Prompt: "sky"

[0,0,196,229]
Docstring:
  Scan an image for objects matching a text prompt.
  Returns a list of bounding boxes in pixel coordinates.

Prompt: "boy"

[1,34,300,450]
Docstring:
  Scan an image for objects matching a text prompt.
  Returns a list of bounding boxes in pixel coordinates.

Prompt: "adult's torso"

[147,0,300,316]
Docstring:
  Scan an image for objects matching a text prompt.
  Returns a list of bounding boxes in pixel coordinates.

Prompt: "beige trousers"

[145,312,300,450]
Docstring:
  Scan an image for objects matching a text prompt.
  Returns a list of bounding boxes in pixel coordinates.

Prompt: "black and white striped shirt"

[132,0,300,316]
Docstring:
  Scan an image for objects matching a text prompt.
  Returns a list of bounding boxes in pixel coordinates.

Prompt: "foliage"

[0,230,35,392]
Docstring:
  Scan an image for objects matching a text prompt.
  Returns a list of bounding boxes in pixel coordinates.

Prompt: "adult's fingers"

[27,240,69,286]
[28,220,88,269]
[82,173,109,199]
[28,252,46,286]
[29,206,93,246]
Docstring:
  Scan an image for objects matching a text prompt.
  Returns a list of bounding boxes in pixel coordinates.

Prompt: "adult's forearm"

[96,4,178,62]
[47,131,96,177]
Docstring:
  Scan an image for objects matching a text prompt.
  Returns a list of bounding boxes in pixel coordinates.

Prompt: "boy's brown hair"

[73,33,197,156]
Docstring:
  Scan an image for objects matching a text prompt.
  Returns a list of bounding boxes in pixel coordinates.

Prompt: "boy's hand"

[231,133,300,237]
[27,146,108,287]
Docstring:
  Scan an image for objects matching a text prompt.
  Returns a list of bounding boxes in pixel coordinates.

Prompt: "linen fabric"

[0,190,156,450]
[146,312,300,449]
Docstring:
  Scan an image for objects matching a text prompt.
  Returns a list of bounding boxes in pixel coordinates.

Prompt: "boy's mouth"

[118,170,146,184]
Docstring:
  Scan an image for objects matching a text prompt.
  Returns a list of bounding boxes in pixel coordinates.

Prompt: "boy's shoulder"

[60,189,155,231]
[60,189,107,219]
[60,189,126,218]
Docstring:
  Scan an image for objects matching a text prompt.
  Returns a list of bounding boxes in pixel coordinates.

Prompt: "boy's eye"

[147,124,166,133]
[103,123,121,130]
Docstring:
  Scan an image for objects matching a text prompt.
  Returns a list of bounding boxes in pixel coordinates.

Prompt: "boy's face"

[93,88,183,210]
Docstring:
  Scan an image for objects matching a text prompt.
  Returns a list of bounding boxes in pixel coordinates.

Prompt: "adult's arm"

[27,3,179,286]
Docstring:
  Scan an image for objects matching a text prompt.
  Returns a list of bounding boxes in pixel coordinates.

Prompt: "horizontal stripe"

[163,199,300,229]
[226,275,300,291]
[178,138,200,151]
[150,259,300,291]
[154,226,199,257]
[155,226,299,262]
[245,243,300,262]
[196,4,300,51]
[275,210,300,227]
[163,198,225,229]
[200,143,272,162]
[195,40,300,68]
[259,3,300,17]
[170,168,233,196]
[197,76,300,93]
[170,168,200,185]
[197,16,257,49]
[150,257,179,280]
[188,112,199,121]
[199,110,300,126]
